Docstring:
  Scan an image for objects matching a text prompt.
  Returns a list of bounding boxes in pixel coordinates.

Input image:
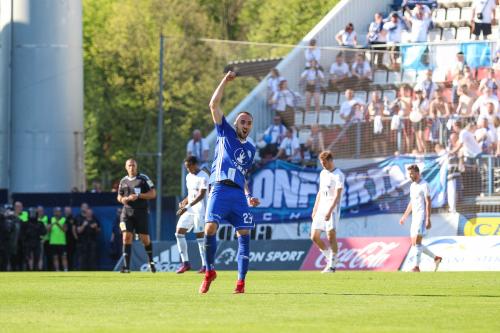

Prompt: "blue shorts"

[205,183,255,230]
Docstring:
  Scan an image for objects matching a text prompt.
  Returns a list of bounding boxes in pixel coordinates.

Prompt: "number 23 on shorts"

[243,213,253,224]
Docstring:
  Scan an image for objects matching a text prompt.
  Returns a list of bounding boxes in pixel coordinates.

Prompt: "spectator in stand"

[472,86,499,117]
[390,85,414,152]
[110,208,123,263]
[480,102,500,127]
[64,206,78,271]
[267,68,283,103]
[475,116,497,153]
[456,84,475,117]
[336,22,357,47]
[272,79,299,128]
[493,49,500,70]
[275,128,301,163]
[415,69,438,102]
[494,116,500,156]
[429,88,451,119]
[20,208,46,271]
[335,23,357,64]
[351,53,372,88]
[383,12,405,69]
[90,180,103,193]
[76,208,101,271]
[479,68,499,96]
[305,39,321,68]
[36,205,50,270]
[471,0,497,40]
[304,125,325,161]
[451,121,483,160]
[406,5,432,43]
[368,91,388,155]
[451,52,467,105]
[300,59,325,114]
[186,129,209,169]
[367,13,386,68]
[435,143,460,213]
[339,89,366,123]
[260,116,287,160]
[411,89,429,153]
[329,52,350,90]
[48,207,68,272]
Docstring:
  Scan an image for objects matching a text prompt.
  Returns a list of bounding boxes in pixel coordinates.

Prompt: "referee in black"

[117,158,157,273]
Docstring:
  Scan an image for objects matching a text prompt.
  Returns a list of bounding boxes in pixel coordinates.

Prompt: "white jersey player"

[175,156,210,274]
[399,164,442,272]
[311,151,345,273]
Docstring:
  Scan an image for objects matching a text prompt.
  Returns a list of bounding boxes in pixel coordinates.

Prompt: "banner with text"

[301,237,411,271]
[249,156,447,224]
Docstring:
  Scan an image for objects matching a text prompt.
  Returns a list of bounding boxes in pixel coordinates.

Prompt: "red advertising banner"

[301,237,411,271]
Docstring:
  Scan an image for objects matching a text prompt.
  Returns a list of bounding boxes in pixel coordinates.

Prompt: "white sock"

[330,252,338,268]
[175,233,189,262]
[414,245,423,266]
[422,245,435,259]
[321,249,331,266]
[196,237,206,267]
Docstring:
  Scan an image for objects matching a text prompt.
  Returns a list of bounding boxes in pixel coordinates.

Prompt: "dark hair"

[346,23,354,30]
[237,111,253,119]
[407,164,420,173]
[184,156,198,165]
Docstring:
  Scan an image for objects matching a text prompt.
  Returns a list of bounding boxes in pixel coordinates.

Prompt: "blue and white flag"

[461,42,491,68]
[249,156,447,224]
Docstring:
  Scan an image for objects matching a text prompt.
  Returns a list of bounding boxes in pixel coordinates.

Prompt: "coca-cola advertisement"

[300,237,411,271]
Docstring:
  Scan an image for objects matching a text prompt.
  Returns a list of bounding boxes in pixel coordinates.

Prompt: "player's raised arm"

[209,71,236,125]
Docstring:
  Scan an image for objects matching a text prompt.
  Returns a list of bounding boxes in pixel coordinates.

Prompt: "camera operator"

[20,208,47,271]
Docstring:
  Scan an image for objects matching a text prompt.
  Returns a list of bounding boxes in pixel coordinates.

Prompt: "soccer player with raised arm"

[311,151,345,273]
[200,71,260,294]
[399,165,442,272]
[175,156,209,274]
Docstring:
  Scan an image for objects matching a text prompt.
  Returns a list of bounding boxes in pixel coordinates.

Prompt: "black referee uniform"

[118,173,154,235]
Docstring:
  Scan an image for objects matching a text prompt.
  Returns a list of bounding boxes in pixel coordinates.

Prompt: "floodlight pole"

[156,34,165,241]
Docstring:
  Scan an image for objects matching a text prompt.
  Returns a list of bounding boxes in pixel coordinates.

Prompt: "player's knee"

[205,222,217,235]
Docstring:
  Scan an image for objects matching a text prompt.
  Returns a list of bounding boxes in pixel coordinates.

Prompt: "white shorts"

[177,213,205,233]
[311,207,340,232]
[410,215,426,237]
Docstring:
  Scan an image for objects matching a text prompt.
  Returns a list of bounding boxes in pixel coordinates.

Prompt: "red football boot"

[234,279,245,294]
[176,262,191,274]
[199,270,217,294]
[411,266,420,272]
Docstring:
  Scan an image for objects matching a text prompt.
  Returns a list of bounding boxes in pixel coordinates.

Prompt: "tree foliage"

[83,0,339,195]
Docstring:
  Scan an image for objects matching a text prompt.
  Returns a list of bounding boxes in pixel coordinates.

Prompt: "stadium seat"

[460,7,473,21]
[383,89,397,101]
[387,71,402,85]
[324,92,338,106]
[446,8,461,22]
[294,110,304,126]
[433,8,447,24]
[428,28,442,42]
[298,128,311,144]
[442,27,456,40]
[456,26,471,41]
[318,110,333,125]
[476,67,490,81]
[354,90,367,103]
[303,111,318,126]
[338,92,347,105]
[402,69,417,83]
[373,70,388,85]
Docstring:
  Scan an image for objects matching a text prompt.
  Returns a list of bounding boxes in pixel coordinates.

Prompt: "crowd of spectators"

[0,201,123,271]
[256,0,500,168]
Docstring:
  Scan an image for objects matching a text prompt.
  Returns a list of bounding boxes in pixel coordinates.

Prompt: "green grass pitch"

[1,271,499,332]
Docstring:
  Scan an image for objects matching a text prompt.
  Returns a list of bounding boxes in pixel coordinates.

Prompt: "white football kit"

[177,170,209,233]
[312,168,345,231]
[410,180,430,237]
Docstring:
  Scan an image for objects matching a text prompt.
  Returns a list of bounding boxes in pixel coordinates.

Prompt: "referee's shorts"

[120,207,149,234]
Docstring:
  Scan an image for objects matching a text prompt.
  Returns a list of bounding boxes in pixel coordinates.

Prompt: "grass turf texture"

[0,271,499,333]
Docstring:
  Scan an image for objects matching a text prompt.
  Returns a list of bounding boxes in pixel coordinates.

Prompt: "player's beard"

[236,126,249,140]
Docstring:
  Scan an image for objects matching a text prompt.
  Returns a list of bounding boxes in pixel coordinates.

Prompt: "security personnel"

[117,159,157,273]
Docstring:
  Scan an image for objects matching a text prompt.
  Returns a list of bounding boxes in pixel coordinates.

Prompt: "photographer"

[20,208,47,271]
[76,208,101,270]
